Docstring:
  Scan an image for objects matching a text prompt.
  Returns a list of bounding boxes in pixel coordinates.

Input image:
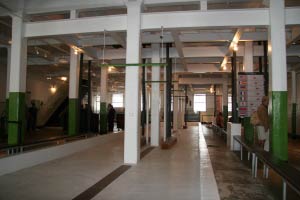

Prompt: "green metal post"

[291,103,297,138]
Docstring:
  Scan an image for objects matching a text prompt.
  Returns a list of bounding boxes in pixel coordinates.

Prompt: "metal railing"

[0,133,97,158]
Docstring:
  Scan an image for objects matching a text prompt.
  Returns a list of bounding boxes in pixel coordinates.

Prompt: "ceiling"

[0,0,300,93]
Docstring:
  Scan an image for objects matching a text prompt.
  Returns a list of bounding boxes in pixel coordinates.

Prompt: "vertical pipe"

[87,60,92,133]
[78,53,84,133]
[263,41,269,96]
[214,84,217,117]
[166,43,172,139]
[291,71,297,139]
[141,59,146,136]
[231,52,238,123]
[258,41,263,73]
[184,85,188,128]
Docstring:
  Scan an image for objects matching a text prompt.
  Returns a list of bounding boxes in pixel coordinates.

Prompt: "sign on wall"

[238,72,265,117]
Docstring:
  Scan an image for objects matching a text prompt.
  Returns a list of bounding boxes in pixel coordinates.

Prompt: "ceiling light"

[74,49,78,55]
[50,85,57,94]
[60,77,67,81]
[233,43,238,52]
[46,77,52,80]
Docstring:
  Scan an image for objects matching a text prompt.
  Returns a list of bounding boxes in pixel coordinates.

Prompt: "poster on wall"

[238,72,265,117]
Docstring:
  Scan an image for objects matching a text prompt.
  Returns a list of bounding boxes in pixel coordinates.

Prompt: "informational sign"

[238,72,265,117]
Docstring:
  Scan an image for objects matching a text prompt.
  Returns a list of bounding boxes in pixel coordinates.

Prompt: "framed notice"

[238,72,265,117]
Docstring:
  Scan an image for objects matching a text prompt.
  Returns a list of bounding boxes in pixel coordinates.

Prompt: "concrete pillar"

[8,16,27,145]
[151,44,160,147]
[68,48,80,136]
[243,41,253,72]
[173,74,179,131]
[268,0,288,160]
[222,75,228,130]
[100,66,108,134]
[124,0,142,164]
[243,41,255,143]
[291,71,297,138]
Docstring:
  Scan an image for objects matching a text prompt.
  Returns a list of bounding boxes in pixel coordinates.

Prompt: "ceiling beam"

[220,28,243,69]
[24,8,300,38]
[287,27,300,48]
[171,31,187,71]
[109,32,126,48]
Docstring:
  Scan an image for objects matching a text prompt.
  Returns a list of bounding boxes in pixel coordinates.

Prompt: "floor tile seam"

[71,146,156,200]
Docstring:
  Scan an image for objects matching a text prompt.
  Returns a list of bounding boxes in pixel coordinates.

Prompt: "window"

[112,93,124,108]
[228,96,232,112]
[194,94,206,112]
[93,95,101,113]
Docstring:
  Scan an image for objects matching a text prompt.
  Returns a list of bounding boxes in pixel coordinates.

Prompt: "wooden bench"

[254,150,300,200]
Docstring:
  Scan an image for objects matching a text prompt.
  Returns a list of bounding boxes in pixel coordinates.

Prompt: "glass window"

[112,93,124,108]
[93,95,101,113]
[228,96,232,112]
[194,94,206,112]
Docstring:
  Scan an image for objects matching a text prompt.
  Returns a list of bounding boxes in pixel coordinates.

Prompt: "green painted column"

[68,99,79,136]
[243,117,254,144]
[100,102,107,134]
[291,103,297,138]
[271,92,288,160]
[223,105,228,131]
[268,0,288,161]
[8,92,26,145]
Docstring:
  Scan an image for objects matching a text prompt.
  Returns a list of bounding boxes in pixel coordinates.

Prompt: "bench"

[233,135,300,200]
[233,135,257,177]
[212,124,227,140]
[254,150,300,200]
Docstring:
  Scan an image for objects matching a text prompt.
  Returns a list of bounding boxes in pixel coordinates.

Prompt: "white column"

[173,74,179,131]
[69,48,79,98]
[124,0,142,164]
[243,41,253,72]
[151,44,160,146]
[9,16,27,93]
[100,67,108,103]
[6,46,11,99]
[292,71,296,104]
[268,0,287,92]
[200,1,207,11]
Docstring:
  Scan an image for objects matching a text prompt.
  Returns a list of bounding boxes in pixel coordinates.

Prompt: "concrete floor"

[203,125,300,200]
[0,124,299,200]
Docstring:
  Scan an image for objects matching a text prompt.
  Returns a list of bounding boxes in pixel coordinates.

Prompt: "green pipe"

[99,63,167,67]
